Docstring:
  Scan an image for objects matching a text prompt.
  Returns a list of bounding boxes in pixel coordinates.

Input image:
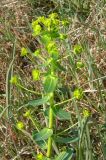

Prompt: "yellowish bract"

[32,24,42,36]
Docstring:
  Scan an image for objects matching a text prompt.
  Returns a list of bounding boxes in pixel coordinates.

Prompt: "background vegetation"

[0,0,106,159]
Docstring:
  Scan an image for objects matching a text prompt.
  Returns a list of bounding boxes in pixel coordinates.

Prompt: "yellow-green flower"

[36,153,43,160]
[73,88,83,100]
[49,13,58,19]
[21,47,28,57]
[24,110,31,118]
[32,17,45,28]
[43,18,51,30]
[73,44,83,55]
[42,13,59,30]
[47,41,55,50]
[61,20,69,26]
[32,69,40,81]
[76,61,84,69]
[59,33,67,40]
[10,75,18,84]
[46,41,59,59]
[49,13,59,26]
[37,16,45,23]
[46,41,58,53]
[33,49,40,57]
[16,121,24,130]
[83,109,90,118]
[32,20,39,28]
[32,24,42,36]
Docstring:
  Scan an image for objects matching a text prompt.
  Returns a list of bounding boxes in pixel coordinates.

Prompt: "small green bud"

[24,110,31,118]
[73,88,83,100]
[61,20,69,26]
[36,153,43,160]
[33,49,40,57]
[76,61,84,69]
[83,108,90,118]
[59,33,67,40]
[16,121,24,130]
[32,69,40,81]
[10,75,18,84]
[73,44,83,55]
[21,47,28,57]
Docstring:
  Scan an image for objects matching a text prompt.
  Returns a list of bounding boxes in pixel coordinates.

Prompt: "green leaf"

[28,96,50,107]
[44,75,58,93]
[36,140,47,150]
[33,128,53,141]
[54,136,79,144]
[51,50,59,60]
[54,62,66,71]
[53,107,71,120]
[50,30,60,39]
[59,34,67,40]
[55,149,73,160]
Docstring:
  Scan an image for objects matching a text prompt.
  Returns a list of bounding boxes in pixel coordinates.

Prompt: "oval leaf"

[54,136,79,144]
[55,149,73,160]
[18,96,51,110]
[33,128,53,141]
[36,140,47,150]
[44,75,58,93]
[53,107,71,120]
[28,96,50,107]
[55,62,66,71]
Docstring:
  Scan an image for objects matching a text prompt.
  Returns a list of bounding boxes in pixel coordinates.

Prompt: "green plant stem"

[47,94,54,158]
[6,39,16,118]
[29,115,40,131]
[57,122,78,135]
[17,83,41,95]
[54,97,74,107]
